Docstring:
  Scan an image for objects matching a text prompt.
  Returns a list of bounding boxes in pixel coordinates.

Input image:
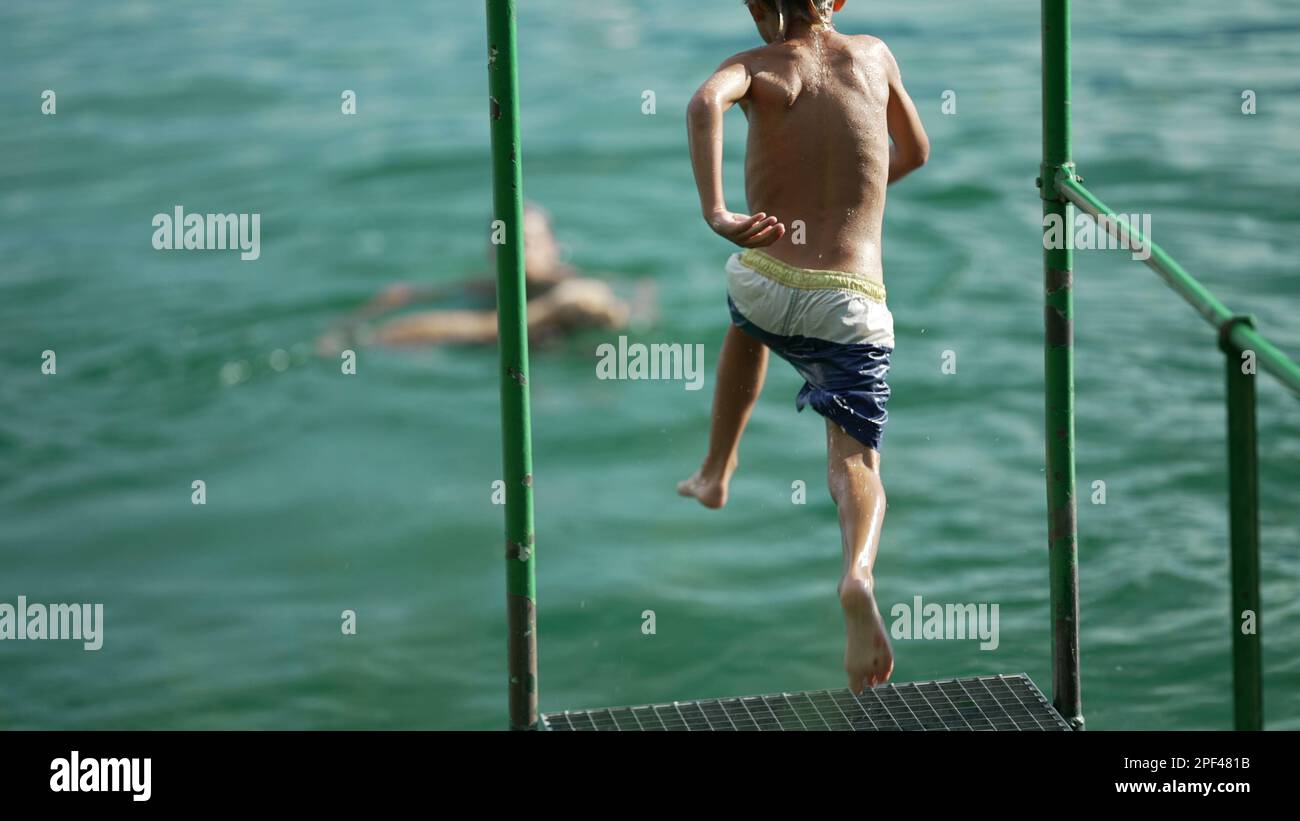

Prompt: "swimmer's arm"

[527,280,629,337]
[344,278,495,331]
[687,57,785,247]
[371,309,498,346]
[337,278,496,348]
[372,300,556,347]
[360,283,445,315]
[883,47,930,184]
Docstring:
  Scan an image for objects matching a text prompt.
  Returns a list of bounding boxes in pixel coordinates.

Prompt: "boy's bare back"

[735,34,892,278]
[687,11,928,283]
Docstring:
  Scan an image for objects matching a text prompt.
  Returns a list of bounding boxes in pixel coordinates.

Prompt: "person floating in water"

[677,0,929,694]
[319,203,644,350]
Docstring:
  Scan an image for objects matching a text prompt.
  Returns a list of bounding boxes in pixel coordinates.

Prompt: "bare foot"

[676,467,729,509]
[839,577,894,694]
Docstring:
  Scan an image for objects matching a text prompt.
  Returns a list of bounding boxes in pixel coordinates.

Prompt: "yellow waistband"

[738,249,887,303]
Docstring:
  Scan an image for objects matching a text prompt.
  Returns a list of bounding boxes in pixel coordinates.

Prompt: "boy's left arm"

[686,58,785,248]
[883,45,930,184]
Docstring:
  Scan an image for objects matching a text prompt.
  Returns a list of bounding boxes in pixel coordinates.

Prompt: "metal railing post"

[1040,0,1084,731]
[1221,317,1264,730]
[485,0,539,730]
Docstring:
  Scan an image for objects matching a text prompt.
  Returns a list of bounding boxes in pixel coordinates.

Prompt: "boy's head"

[745,0,844,43]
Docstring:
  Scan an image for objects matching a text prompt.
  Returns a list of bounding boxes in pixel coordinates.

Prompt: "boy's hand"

[707,210,786,248]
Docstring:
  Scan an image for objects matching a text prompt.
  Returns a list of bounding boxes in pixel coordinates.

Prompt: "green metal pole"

[485,0,538,730]
[1221,319,1263,730]
[1039,0,1083,730]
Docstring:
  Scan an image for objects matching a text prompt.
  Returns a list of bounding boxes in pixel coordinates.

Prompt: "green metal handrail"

[1041,0,1300,731]
[1058,175,1300,395]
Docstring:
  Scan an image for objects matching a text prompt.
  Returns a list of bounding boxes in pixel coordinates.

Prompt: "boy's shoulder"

[716,42,781,73]
[845,33,895,60]
[844,33,901,76]
[719,33,896,69]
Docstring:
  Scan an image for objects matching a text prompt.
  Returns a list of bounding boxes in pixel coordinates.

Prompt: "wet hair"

[748,0,836,39]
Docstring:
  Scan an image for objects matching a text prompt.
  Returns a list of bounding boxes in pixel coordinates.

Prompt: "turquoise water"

[1,0,1297,730]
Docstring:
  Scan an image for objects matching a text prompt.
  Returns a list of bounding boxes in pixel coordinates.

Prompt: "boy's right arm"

[686,57,785,248]
[882,45,930,184]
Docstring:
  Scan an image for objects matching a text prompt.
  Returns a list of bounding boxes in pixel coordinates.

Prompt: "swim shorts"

[725,248,895,452]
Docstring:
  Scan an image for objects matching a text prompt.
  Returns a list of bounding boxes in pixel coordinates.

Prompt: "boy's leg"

[677,324,768,509]
[825,419,894,692]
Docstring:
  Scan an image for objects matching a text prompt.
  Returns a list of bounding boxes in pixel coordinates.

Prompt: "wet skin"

[680,3,929,693]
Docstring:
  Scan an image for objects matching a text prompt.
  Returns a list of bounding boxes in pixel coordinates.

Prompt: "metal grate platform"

[542,673,1071,731]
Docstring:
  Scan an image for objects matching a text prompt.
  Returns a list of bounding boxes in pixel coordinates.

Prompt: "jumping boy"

[677,0,929,693]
